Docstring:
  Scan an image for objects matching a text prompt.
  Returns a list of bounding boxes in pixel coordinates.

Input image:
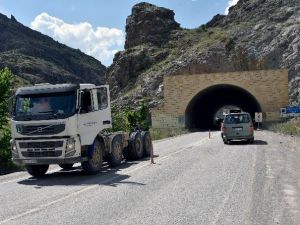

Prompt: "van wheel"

[248,138,254,144]
[108,136,123,167]
[141,131,152,157]
[81,139,103,174]
[129,132,143,160]
[59,164,74,170]
[26,165,49,177]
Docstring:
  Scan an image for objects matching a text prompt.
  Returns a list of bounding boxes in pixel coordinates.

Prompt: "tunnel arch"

[185,84,262,130]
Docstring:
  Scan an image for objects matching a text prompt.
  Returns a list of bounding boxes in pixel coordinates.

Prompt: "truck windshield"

[15,91,76,121]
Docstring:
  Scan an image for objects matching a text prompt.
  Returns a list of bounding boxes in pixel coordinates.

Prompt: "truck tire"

[141,131,152,157]
[81,139,103,174]
[123,146,131,160]
[128,132,143,160]
[59,163,74,170]
[26,165,49,177]
[108,135,123,167]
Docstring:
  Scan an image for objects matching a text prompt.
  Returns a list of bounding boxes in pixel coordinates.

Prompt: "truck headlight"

[10,139,19,158]
[65,138,76,157]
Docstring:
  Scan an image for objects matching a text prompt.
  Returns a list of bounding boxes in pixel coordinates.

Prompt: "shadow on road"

[17,159,148,188]
[252,140,268,145]
[228,140,268,145]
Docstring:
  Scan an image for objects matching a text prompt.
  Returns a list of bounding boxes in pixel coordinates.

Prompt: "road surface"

[0,131,299,225]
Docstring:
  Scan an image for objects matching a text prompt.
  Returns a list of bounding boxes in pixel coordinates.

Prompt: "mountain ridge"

[0,13,106,85]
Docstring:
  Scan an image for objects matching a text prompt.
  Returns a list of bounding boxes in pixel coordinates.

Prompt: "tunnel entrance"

[185,84,262,130]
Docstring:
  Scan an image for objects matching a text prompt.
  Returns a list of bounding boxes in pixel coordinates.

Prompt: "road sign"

[281,106,300,117]
[255,112,263,123]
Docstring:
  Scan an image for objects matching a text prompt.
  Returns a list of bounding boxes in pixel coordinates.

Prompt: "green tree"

[109,103,150,133]
[0,67,13,163]
[110,106,130,132]
[126,103,150,131]
[0,67,12,130]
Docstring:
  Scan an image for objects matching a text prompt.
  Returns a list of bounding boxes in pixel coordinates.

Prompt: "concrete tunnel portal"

[185,84,262,130]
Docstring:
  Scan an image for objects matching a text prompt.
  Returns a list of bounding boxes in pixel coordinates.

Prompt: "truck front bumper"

[11,136,83,165]
[12,156,88,165]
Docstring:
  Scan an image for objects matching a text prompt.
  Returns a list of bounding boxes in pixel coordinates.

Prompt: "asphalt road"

[0,131,299,225]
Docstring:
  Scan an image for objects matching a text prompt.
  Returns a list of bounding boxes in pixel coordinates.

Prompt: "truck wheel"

[141,131,152,157]
[108,136,123,167]
[123,147,131,160]
[129,132,143,160]
[26,165,49,177]
[81,139,103,174]
[59,164,74,170]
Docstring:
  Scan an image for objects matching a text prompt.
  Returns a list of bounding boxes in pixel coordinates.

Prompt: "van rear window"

[224,114,250,124]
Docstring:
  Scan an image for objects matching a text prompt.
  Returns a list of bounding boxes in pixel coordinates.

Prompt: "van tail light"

[249,124,254,132]
[222,126,227,132]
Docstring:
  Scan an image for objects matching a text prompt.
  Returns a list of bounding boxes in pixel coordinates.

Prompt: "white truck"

[9,83,152,176]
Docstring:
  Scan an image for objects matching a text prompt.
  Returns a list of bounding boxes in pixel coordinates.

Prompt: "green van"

[221,112,254,144]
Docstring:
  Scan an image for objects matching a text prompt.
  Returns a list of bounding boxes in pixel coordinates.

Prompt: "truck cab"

[9,83,151,176]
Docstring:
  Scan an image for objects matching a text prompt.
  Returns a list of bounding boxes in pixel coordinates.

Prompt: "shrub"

[0,67,13,164]
[0,129,11,163]
[110,107,130,132]
[126,103,150,131]
[109,103,150,133]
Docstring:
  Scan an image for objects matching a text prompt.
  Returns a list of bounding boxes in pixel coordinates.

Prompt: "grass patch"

[267,118,300,136]
[150,128,188,141]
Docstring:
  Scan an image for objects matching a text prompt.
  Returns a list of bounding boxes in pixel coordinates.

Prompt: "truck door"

[77,86,112,145]
[94,85,111,129]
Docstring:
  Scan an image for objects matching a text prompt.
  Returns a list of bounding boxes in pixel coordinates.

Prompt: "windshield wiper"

[48,111,66,119]
[38,110,54,114]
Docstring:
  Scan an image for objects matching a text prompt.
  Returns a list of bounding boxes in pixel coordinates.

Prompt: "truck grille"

[19,141,64,158]
[19,141,63,149]
[16,124,65,135]
[21,150,62,157]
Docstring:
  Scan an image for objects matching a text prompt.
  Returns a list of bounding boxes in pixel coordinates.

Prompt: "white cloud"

[224,0,239,15]
[0,5,10,17]
[31,12,124,66]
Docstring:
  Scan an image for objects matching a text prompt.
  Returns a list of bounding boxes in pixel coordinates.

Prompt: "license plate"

[23,159,37,164]
[234,127,243,131]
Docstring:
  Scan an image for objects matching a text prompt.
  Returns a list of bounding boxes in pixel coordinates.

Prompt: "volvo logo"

[37,127,43,133]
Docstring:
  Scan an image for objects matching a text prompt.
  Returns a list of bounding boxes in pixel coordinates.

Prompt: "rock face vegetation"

[106,0,300,108]
[0,0,299,109]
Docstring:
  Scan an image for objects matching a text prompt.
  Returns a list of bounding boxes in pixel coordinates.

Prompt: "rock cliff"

[107,0,300,108]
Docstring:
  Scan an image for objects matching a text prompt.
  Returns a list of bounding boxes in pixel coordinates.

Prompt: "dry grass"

[268,118,300,136]
[149,128,188,140]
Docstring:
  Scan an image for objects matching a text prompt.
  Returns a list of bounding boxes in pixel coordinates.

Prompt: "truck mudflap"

[12,156,88,165]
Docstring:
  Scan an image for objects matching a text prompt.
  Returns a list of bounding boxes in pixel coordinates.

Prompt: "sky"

[0,0,239,66]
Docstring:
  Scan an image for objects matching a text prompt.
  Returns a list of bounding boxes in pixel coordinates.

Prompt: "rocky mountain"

[0,13,106,86]
[106,0,300,108]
